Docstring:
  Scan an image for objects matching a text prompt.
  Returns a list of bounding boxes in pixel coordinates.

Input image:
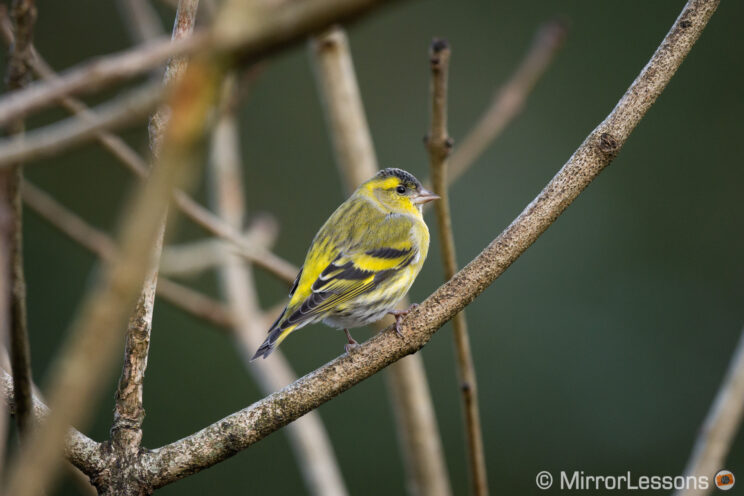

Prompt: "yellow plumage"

[251,168,439,360]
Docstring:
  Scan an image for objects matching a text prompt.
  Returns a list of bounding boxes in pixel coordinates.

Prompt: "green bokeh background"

[4,0,744,494]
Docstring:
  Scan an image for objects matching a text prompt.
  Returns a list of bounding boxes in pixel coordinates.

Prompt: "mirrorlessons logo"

[535,470,736,491]
[715,470,735,490]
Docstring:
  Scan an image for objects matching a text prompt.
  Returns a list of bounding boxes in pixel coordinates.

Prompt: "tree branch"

[676,326,744,496]
[0,82,165,169]
[209,75,347,496]
[0,7,302,286]
[21,180,234,329]
[0,0,402,128]
[426,39,488,496]
[172,190,299,283]
[110,0,200,459]
[0,369,103,477]
[3,50,223,496]
[446,19,567,186]
[311,26,451,496]
[310,26,378,189]
[116,0,165,44]
[1,0,37,442]
[140,0,719,486]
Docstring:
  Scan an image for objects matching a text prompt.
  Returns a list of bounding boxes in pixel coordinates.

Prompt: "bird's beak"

[412,187,440,204]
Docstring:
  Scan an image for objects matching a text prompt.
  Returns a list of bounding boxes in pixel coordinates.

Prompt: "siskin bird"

[251,168,439,360]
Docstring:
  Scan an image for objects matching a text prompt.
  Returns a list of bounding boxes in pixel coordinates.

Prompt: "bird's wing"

[280,201,417,330]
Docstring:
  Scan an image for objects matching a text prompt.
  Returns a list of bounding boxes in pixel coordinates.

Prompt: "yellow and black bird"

[251,168,439,360]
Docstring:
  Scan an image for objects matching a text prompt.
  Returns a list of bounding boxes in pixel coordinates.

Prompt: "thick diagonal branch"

[141,0,719,486]
[311,26,451,496]
[426,39,488,496]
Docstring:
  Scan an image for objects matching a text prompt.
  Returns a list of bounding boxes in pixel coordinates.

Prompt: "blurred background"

[4,0,743,494]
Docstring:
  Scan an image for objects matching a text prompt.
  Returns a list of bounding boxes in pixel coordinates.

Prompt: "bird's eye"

[396,185,406,194]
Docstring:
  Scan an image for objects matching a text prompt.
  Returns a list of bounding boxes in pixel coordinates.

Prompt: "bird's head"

[362,168,439,216]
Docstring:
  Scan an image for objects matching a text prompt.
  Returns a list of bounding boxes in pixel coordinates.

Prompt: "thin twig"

[0,204,8,474]
[116,0,165,43]
[155,278,233,328]
[161,238,236,277]
[2,0,37,442]
[0,82,164,169]
[139,0,719,486]
[3,51,224,496]
[209,76,347,496]
[148,0,199,156]
[0,0,402,128]
[446,19,567,186]
[0,34,202,128]
[310,25,451,496]
[21,180,234,329]
[110,0,200,459]
[426,39,488,496]
[0,19,291,289]
[172,190,299,283]
[161,213,278,277]
[0,8,305,286]
[676,327,744,496]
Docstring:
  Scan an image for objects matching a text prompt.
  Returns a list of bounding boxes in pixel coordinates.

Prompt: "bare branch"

[111,0,200,459]
[446,19,567,187]
[155,278,233,328]
[0,23,299,284]
[209,76,347,496]
[148,0,199,156]
[311,25,452,496]
[0,82,164,169]
[173,190,299,283]
[676,327,744,496]
[0,370,103,476]
[426,39,488,496]
[0,350,98,495]
[0,0,402,128]
[310,26,378,190]
[383,358,451,496]
[21,180,234,329]
[3,52,224,496]
[1,0,37,442]
[141,0,719,486]
[0,203,9,474]
[161,213,278,278]
[0,34,202,128]
[116,0,165,43]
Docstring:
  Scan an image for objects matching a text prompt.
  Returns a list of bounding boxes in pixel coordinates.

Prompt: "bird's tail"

[251,323,295,361]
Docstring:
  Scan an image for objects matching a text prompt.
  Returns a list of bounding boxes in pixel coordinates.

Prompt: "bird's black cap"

[376,168,422,189]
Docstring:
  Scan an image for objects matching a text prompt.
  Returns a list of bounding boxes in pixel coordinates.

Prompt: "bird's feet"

[388,303,419,338]
[344,329,359,354]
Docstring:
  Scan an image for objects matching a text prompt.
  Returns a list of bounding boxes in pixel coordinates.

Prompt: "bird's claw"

[344,328,359,354]
[388,303,419,338]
